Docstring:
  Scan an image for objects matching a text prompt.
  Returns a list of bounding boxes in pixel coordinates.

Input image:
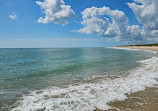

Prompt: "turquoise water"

[0,48,153,110]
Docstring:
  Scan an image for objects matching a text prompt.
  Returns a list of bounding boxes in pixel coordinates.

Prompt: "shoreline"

[7,47,158,111]
[106,46,158,111]
[114,46,158,51]
[107,86,158,111]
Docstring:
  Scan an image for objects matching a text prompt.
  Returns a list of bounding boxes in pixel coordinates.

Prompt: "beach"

[1,0,158,110]
[108,87,158,111]
[114,46,158,51]
[0,48,157,111]
[106,46,158,111]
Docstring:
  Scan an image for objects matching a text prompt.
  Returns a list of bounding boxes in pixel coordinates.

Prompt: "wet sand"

[108,87,158,111]
[99,46,158,111]
[93,86,158,111]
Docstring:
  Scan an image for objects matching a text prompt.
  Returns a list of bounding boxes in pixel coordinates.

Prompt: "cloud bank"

[76,0,158,43]
[36,0,75,25]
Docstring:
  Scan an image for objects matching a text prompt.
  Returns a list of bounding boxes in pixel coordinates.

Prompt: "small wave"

[11,56,158,111]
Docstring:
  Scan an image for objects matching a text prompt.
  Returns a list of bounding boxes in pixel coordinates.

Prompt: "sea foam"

[11,56,158,111]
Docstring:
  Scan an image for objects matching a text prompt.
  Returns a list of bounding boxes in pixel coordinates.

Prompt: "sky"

[0,0,157,48]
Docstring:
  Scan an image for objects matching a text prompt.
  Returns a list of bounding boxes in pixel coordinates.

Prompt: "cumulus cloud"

[128,0,158,31]
[36,0,75,25]
[76,6,138,42]
[9,14,17,20]
[76,0,158,43]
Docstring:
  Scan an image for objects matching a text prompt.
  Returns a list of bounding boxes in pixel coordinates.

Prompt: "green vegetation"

[117,44,158,47]
[129,44,158,46]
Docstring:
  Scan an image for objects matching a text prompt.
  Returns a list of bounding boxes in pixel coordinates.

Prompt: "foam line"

[12,57,158,111]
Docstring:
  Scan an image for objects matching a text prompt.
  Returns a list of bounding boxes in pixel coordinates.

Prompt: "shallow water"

[0,48,155,110]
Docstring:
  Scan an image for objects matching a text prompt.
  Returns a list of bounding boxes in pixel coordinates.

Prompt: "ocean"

[0,48,157,111]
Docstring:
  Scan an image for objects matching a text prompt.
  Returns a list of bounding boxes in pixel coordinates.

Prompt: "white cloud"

[76,6,138,42]
[36,0,75,25]
[9,14,17,20]
[128,0,158,31]
[76,0,158,44]
[77,7,127,37]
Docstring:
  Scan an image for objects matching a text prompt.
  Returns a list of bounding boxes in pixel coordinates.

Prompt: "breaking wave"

[11,56,158,111]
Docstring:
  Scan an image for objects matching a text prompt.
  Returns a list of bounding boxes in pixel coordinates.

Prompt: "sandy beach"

[114,46,158,51]
[94,87,158,111]
[108,87,158,111]
[104,46,158,111]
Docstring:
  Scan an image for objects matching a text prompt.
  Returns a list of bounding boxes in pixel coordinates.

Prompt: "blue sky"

[0,0,157,48]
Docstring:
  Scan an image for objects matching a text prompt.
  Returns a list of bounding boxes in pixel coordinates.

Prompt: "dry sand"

[114,46,158,51]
